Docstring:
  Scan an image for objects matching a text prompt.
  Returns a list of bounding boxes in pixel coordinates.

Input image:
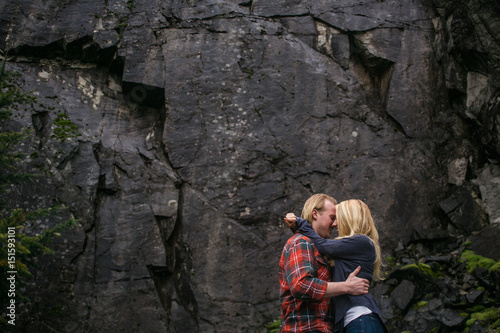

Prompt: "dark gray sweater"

[295,217,384,331]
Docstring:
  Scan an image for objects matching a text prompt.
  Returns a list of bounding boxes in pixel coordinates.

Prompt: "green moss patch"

[401,262,441,278]
[465,307,500,331]
[460,250,499,274]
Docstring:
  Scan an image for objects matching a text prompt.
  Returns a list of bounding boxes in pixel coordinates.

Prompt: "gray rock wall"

[0,0,499,331]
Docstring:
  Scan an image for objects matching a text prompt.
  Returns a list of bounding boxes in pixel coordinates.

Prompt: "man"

[279,194,370,332]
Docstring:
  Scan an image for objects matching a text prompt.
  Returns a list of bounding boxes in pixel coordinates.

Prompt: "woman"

[284,199,387,333]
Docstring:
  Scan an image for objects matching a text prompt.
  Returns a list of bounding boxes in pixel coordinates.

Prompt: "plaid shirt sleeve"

[283,236,328,301]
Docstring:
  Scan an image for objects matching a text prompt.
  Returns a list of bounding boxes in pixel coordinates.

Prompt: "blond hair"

[336,199,383,281]
[300,193,337,223]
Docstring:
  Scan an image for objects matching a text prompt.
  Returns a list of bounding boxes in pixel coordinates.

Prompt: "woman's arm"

[295,217,370,260]
[284,214,372,259]
[294,217,336,255]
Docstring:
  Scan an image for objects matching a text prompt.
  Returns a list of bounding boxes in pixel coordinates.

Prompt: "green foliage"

[0,207,77,274]
[0,65,37,210]
[467,305,486,313]
[0,65,35,121]
[488,260,500,274]
[127,0,135,10]
[51,112,79,141]
[266,318,280,333]
[117,17,129,39]
[385,256,396,265]
[460,250,498,274]
[0,128,35,206]
[413,300,428,310]
[465,307,500,330]
[401,262,441,278]
[48,303,64,317]
[0,61,78,323]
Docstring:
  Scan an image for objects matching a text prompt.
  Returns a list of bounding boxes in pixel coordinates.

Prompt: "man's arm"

[284,237,328,301]
[323,266,369,298]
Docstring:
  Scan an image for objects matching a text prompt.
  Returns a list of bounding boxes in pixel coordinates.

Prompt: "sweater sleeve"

[295,217,373,260]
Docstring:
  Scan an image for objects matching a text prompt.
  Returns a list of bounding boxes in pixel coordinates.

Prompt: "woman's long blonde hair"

[336,199,382,281]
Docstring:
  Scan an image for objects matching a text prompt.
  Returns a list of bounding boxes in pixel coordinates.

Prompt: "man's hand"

[345,266,369,295]
[324,266,370,298]
[284,213,297,229]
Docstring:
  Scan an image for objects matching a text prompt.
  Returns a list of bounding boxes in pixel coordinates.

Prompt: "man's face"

[311,200,337,239]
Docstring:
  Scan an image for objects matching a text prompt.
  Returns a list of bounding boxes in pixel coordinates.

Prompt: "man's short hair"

[301,193,337,223]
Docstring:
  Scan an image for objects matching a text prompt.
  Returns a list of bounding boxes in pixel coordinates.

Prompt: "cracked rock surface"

[1,0,499,331]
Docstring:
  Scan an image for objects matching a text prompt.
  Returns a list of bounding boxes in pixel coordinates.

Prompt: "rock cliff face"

[0,0,499,331]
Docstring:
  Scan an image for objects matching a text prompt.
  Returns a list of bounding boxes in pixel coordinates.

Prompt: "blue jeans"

[345,313,386,333]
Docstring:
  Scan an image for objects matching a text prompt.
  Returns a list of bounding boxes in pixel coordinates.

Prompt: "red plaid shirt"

[279,233,333,333]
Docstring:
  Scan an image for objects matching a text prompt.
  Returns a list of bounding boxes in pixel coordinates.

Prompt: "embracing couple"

[279,194,388,333]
